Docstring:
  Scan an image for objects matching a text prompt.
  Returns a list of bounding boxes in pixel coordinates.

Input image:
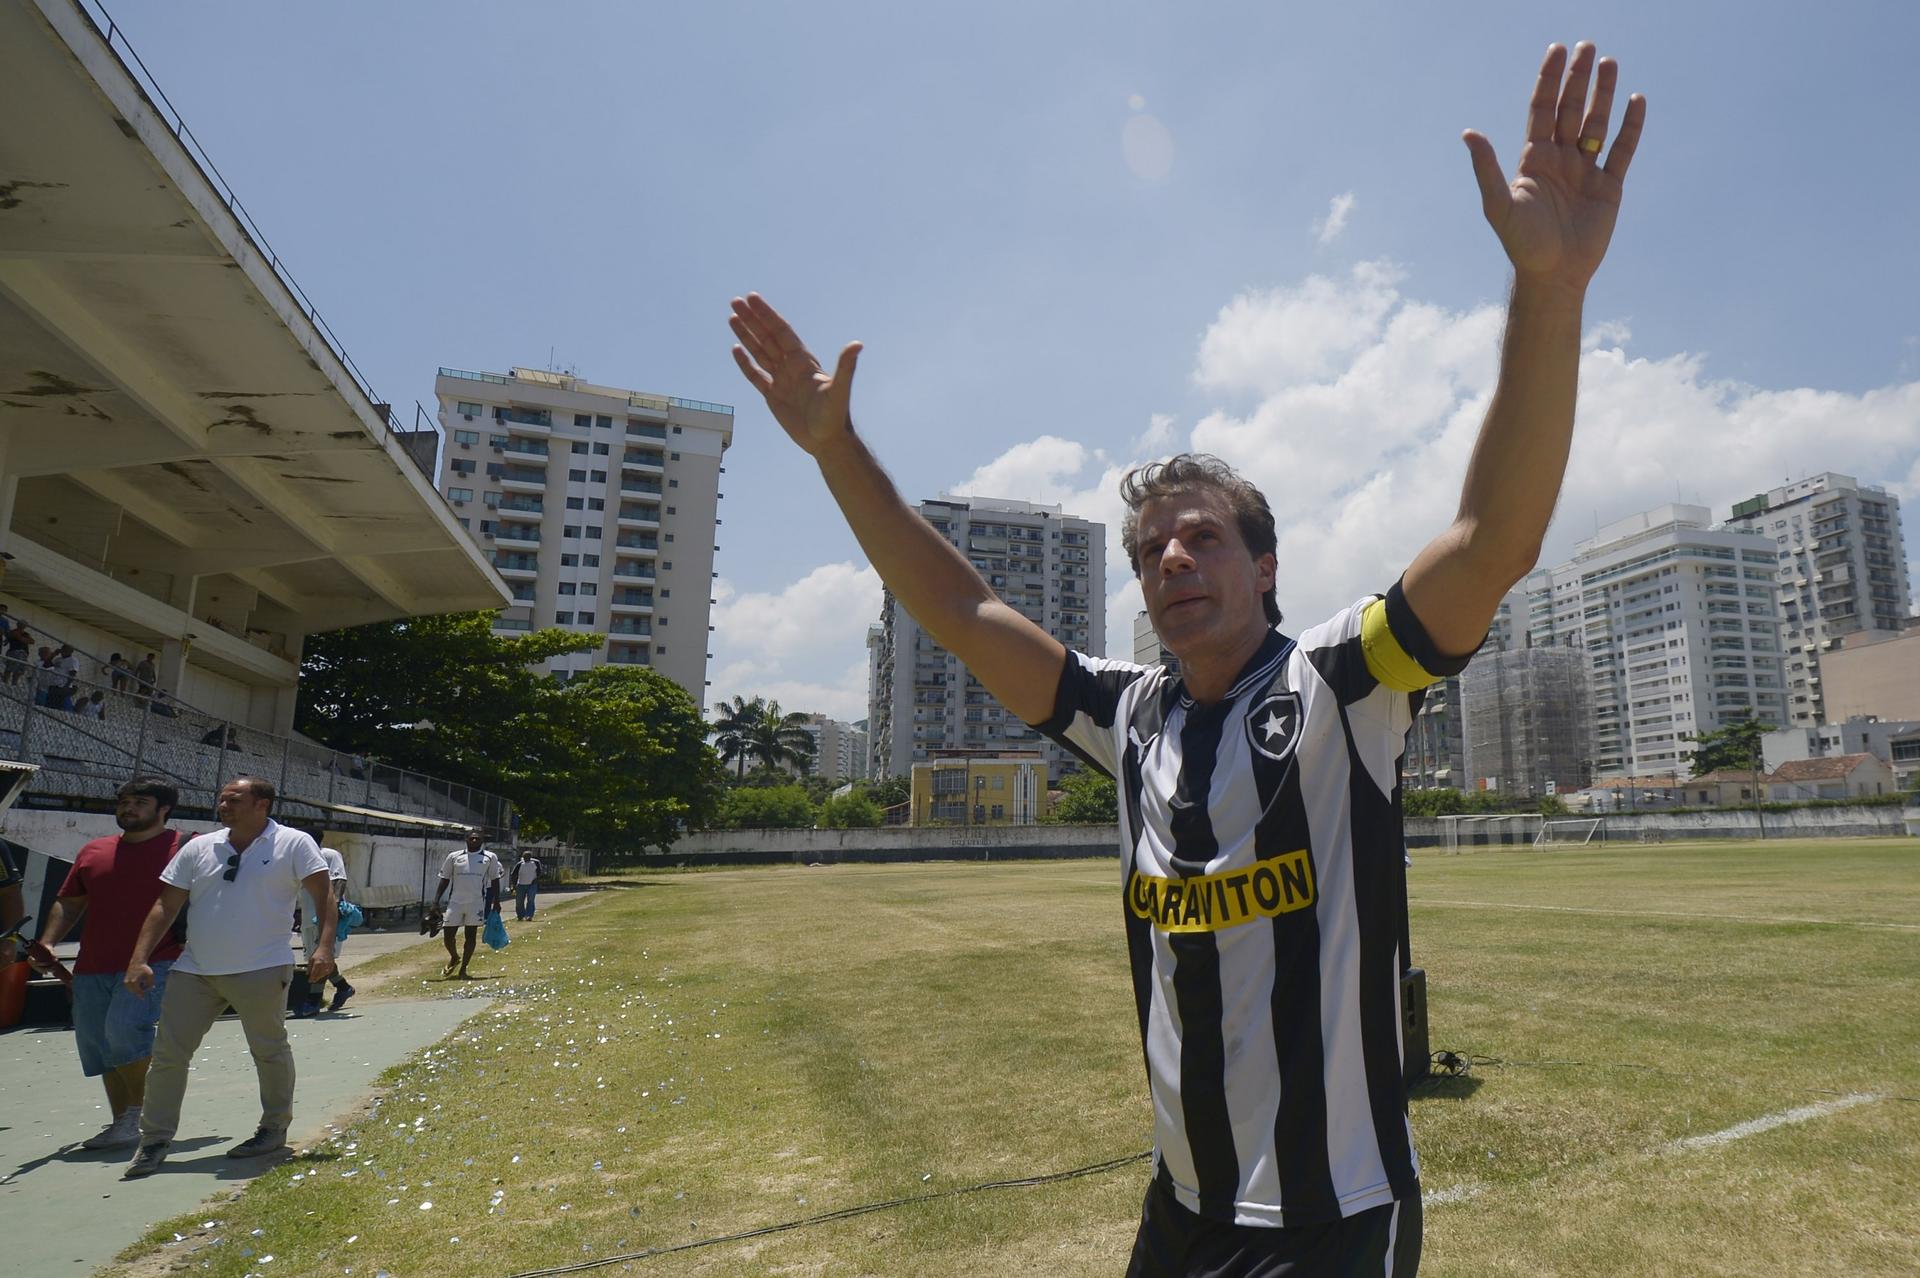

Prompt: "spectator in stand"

[349,753,368,781]
[27,780,186,1151]
[511,848,543,920]
[3,621,31,686]
[431,831,505,979]
[133,652,158,696]
[199,724,241,751]
[120,776,334,1178]
[80,690,107,721]
[107,653,131,693]
[52,644,81,711]
[295,844,354,1017]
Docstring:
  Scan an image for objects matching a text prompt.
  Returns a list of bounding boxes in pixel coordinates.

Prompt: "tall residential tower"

[434,366,731,705]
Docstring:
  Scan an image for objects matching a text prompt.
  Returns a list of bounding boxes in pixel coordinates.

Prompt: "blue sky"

[112,2,1920,719]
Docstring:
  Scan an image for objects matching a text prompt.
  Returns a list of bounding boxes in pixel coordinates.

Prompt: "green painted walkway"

[0,994,485,1274]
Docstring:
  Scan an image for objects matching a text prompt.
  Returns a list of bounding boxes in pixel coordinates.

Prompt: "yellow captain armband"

[1359,596,1438,693]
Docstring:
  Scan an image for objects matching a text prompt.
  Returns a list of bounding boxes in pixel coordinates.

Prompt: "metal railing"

[0,663,511,834]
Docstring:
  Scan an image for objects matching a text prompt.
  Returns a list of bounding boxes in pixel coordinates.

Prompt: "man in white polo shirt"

[431,830,504,979]
[119,776,334,1179]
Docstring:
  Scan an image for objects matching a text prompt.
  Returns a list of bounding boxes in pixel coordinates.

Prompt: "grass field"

[109,838,1920,1277]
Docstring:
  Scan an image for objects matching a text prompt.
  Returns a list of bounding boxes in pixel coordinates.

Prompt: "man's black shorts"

[1125,1178,1421,1277]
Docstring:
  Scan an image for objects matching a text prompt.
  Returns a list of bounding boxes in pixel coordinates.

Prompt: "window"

[457,402,483,417]
[669,479,679,488]
[578,583,597,597]
[483,491,502,508]
[490,434,509,448]
[571,442,588,454]
[667,506,676,515]
[485,462,504,478]
[566,497,585,510]
[574,414,591,428]
[479,519,498,535]
[661,589,671,598]
[561,553,579,567]
[450,458,476,475]
[595,415,612,429]
[590,469,607,483]
[672,426,682,433]
[586,525,602,539]
[592,442,610,455]
[665,533,675,543]
[453,428,479,445]
[555,611,574,624]
[587,497,604,511]
[569,468,588,482]
[582,554,600,567]
[558,582,576,595]
[447,487,474,502]
[564,526,581,539]
[663,561,673,570]
[670,452,681,461]
[577,612,595,625]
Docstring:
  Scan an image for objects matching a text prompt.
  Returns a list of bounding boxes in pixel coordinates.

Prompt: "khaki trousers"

[139,965,294,1146]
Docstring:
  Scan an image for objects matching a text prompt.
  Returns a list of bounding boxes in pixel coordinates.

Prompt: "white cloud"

[706,561,881,721]
[1313,191,1356,246]
[1134,413,1178,453]
[1194,260,1404,394]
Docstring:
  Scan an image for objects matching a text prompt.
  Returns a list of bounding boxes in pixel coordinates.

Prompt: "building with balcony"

[433,366,731,706]
[1406,591,1526,791]
[908,751,1050,826]
[1722,473,1913,726]
[867,496,1105,780]
[1458,643,1592,798]
[793,712,869,783]
[1526,505,1784,779]
[0,0,516,916]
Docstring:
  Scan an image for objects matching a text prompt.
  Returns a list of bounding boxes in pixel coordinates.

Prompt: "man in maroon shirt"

[28,779,185,1151]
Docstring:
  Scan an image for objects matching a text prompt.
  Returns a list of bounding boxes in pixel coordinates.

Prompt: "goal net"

[1437,814,1542,854]
[1534,818,1603,848]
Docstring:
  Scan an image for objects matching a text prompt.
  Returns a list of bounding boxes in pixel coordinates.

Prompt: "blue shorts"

[71,961,171,1076]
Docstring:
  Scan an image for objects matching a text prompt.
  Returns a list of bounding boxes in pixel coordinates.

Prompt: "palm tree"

[743,700,817,776]
[710,694,763,776]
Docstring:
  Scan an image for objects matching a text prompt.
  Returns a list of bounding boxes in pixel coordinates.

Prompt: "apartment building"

[869,496,1104,779]
[909,753,1051,826]
[1406,591,1527,790]
[1722,473,1912,725]
[434,366,732,705]
[1459,645,1592,797]
[796,713,869,783]
[1527,505,1784,778]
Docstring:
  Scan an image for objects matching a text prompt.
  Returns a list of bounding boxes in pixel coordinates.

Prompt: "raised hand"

[729,295,863,458]
[1463,42,1647,290]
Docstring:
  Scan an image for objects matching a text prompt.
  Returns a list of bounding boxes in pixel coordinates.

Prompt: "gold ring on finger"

[1578,136,1603,156]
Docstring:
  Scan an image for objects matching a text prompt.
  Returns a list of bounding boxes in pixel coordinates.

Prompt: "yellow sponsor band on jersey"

[1127,850,1316,933]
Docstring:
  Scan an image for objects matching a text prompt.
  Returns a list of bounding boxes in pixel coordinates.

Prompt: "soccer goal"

[1437,813,1541,853]
[1534,818,1604,848]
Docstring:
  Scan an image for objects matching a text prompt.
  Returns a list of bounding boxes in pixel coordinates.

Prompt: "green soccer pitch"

[110,839,1919,1278]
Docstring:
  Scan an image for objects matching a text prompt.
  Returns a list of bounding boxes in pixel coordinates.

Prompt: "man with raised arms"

[729,42,1643,1276]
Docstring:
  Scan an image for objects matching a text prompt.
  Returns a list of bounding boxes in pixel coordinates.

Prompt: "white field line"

[1419,1094,1883,1211]
[1666,1093,1881,1151]
[1410,897,1920,933]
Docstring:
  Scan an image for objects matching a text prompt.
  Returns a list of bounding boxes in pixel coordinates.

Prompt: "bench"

[352,882,422,926]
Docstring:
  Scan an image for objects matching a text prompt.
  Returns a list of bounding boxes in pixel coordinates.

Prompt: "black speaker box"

[1401,967,1430,1086]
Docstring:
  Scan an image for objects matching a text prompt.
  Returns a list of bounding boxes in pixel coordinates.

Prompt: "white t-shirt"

[320,847,348,886]
[439,849,505,912]
[513,858,541,886]
[161,819,328,976]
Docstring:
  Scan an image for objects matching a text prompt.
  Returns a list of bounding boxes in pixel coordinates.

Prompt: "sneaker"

[226,1126,287,1159]
[328,983,355,1013]
[82,1107,142,1150]
[123,1141,169,1178]
[292,999,322,1019]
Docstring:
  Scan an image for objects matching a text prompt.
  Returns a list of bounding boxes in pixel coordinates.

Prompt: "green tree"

[865,776,910,809]
[709,694,761,776]
[819,791,883,828]
[521,666,725,858]
[297,612,598,790]
[1046,770,1118,823]
[1402,788,1468,818]
[720,784,817,829]
[743,699,817,774]
[1687,716,1774,776]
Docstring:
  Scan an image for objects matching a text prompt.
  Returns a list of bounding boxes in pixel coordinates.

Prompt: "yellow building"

[910,752,1050,826]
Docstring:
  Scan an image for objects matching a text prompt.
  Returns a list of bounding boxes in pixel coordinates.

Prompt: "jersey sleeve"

[1028,650,1160,779]
[1297,579,1477,706]
[438,852,457,882]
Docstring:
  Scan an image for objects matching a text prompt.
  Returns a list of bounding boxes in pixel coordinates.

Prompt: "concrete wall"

[655,823,1122,866]
[1407,805,1911,847]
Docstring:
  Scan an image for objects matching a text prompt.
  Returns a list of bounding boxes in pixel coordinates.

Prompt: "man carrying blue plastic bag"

[432,830,506,979]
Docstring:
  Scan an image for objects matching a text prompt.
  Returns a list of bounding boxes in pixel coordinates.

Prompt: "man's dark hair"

[228,775,276,804]
[1119,453,1283,625]
[117,778,178,819]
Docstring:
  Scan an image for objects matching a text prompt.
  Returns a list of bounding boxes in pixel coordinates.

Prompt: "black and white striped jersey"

[1033,580,1470,1228]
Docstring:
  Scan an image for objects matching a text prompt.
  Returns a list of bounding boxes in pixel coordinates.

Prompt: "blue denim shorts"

[71,961,171,1076]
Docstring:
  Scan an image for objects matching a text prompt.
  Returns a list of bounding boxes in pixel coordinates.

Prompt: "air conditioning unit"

[452,499,466,507]
[463,413,475,421]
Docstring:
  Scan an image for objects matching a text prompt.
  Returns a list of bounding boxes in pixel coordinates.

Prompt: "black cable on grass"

[1419,1050,1920,1105]
[504,1151,1153,1278]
